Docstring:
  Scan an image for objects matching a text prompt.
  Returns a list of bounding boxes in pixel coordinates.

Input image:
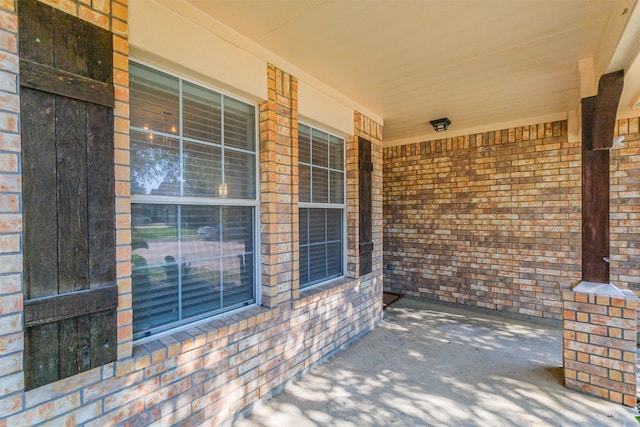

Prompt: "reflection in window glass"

[130,131,181,196]
[330,171,344,204]
[224,150,256,199]
[312,168,329,203]
[183,141,222,197]
[129,62,256,201]
[224,97,255,151]
[129,63,179,133]
[131,204,254,339]
[311,128,328,167]
[299,208,343,287]
[183,82,221,144]
[130,62,257,340]
[299,165,310,203]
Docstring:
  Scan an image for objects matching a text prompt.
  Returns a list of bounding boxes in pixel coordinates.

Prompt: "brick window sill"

[120,304,276,376]
[293,276,359,310]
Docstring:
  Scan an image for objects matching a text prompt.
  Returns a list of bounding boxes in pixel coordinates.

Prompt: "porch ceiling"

[185,0,640,145]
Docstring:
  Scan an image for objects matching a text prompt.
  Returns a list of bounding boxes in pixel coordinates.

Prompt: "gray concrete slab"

[232,297,640,427]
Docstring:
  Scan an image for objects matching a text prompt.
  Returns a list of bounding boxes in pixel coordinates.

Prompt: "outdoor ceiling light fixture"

[430,117,451,132]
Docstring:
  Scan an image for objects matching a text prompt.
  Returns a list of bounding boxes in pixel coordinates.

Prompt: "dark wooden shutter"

[359,137,373,276]
[19,0,117,390]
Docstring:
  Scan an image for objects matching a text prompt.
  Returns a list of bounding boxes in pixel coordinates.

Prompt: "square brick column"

[259,64,298,307]
[563,284,639,406]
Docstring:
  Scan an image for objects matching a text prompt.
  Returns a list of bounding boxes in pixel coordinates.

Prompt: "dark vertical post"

[581,71,623,284]
[581,96,609,283]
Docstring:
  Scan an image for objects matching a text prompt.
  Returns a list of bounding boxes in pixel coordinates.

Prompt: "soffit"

[185,0,633,145]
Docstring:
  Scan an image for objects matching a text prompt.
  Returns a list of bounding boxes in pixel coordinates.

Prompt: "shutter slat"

[56,96,90,292]
[21,88,58,299]
[25,323,59,390]
[24,285,118,327]
[87,103,116,285]
[20,60,115,107]
[18,0,54,66]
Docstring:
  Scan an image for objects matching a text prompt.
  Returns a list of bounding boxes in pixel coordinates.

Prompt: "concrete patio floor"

[232,296,640,427]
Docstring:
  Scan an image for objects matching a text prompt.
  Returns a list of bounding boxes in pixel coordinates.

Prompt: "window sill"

[121,304,275,375]
[118,275,372,376]
[293,276,359,310]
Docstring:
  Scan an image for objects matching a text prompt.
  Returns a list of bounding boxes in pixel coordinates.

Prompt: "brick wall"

[611,118,640,295]
[0,1,384,424]
[384,121,577,319]
[383,118,640,320]
[0,281,381,426]
[563,288,639,406]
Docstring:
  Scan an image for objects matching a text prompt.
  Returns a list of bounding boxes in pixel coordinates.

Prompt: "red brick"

[609,390,623,403]
[623,395,637,407]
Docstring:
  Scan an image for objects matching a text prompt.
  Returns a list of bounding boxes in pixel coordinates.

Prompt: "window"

[129,62,257,340]
[298,124,345,288]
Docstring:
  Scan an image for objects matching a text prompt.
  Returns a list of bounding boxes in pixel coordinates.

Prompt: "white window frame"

[129,59,261,342]
[298,122,347,289]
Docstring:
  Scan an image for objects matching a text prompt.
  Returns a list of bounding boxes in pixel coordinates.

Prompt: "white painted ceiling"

[185,0,639,144]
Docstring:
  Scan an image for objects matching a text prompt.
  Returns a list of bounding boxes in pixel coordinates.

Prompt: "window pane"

[183,141,222,197]
[298,207,343,288]
[330,171,344,204]
[132,203,255,339]
[131,132,181,195]
[299,246,309,287]
[311,128,328,167]
[299,124,310,164]
[224,97,255,151]
[327,209,342,241]
[181,205,222,318]
[225,150,255,199]
[300,208,309,245]
[182,262,221,318]
[132,204,179,338]
[223,253,253,306]
[327,242,342,277]
[329,135,343,170]
[183,82,222,144]
[182,205,221,258]
[221,206,253,256]
[130,63,179,134]
[299,164,310,203]
[312,168,328,203]
[308,209,326,243]
[309,244,326,282]
[221,206,253,306]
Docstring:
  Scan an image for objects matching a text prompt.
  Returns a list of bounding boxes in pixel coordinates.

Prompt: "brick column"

[259,64,298,307]
[111,2,132,360]
[563,286,639,406]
